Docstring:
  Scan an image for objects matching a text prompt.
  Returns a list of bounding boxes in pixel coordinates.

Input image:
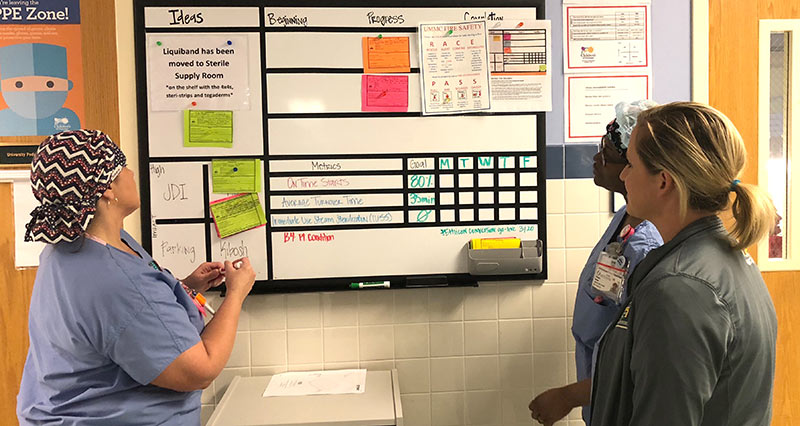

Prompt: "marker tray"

[466,239,543,275]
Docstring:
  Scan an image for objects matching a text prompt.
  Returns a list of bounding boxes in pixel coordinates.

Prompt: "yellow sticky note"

[362,36,410,73]
[471,238,521,250]
[212,159,261,193]
[184,110,233,148]
[209,193,266,238]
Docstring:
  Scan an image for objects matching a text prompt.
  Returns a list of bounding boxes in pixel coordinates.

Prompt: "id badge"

[591,251,628,304]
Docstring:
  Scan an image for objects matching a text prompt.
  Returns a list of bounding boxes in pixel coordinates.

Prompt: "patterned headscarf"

[605,99,659,157]
[25,130,127,244]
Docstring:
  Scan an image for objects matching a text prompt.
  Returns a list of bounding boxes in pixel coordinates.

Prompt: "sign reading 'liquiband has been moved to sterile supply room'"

[146,34,250,111]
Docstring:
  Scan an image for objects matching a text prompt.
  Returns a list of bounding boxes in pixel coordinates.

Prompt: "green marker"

[445,29,453,36]
[350,281,390,289]
[156,41,162,46]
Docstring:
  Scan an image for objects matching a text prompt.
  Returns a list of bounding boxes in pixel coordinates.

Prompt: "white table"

[207,369,403,426]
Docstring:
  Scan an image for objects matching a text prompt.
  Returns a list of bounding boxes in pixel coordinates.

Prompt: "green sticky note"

[184,110,234,148]
[212,159,261,193]
[209,193,267,238]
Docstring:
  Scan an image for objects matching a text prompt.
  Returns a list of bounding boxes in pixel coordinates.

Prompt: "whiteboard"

[135,0,548,292]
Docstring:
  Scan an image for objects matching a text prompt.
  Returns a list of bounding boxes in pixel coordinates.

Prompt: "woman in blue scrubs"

[529,101,662,426]
[17,130,256,425]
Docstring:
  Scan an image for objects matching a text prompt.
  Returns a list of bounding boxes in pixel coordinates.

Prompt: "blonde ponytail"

[730,182,776,250]
[636,102,776,249]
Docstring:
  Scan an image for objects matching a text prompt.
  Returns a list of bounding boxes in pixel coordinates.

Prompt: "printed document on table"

[487,19,552,112]
[564,74,651,143]
[419,21,491,115]
[263,369,367,397]
[563,1,651,73]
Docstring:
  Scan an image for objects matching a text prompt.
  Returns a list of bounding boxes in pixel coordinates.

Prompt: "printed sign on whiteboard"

[419,21,491,115]
[564,74,650,143]
[147,34,250,111]
[488,19,552,112]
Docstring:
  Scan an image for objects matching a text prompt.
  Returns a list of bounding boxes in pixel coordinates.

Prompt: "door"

[709,0,799,423]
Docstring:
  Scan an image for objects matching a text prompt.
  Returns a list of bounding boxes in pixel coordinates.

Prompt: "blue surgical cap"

[0,43,69,80]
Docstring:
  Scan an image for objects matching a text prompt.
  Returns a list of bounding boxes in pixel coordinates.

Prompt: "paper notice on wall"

[13,181,45,268]
[419,21,491,115]
[147,34,250,111]
[564,74,651,143]
[488,20,552,112]
[563,1,651,73]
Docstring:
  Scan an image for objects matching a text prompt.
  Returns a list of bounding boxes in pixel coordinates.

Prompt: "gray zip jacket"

[590,215,777,426]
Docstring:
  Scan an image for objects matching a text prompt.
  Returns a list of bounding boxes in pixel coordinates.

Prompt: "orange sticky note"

[362,36,410,73]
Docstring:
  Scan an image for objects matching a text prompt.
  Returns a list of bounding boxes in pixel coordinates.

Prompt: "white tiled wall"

[201,179,614,426]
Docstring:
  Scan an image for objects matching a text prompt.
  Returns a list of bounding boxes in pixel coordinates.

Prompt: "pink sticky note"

[503,33,512,40]
[361,75,409,112]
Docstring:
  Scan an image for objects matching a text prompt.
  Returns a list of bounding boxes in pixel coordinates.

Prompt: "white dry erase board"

[134,0,548,292]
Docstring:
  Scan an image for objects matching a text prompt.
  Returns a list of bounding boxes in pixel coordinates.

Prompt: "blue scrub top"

[17,230,204,425]
[571,206,662,424]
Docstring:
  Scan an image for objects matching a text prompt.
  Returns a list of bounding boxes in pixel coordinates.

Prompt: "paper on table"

[362,36,410,73]
[263,369,367,397]
[209,193,266,238]
[13,181,45,268]
[183,110,234,148]
[212,159,261,193]
[361,75,409,112]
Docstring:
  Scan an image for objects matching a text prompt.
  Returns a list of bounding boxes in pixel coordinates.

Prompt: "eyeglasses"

[599,134,628,166]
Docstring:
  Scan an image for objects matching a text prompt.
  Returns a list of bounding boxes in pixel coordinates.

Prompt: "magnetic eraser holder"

[467,240,543,275]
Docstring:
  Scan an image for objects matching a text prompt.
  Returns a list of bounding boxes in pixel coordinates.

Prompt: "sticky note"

[212,159,261,193]
[471,237,521,250]
[361,75,409,112]
[209,193,267,238]
[184,110,234,148]
[362,36,410,73]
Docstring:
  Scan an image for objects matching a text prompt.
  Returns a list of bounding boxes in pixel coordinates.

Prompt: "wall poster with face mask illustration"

[0,0,84,137]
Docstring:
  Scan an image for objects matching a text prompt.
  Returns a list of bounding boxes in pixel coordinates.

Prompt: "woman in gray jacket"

[590,102,777,426]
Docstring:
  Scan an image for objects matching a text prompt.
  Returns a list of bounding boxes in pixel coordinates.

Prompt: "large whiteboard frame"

[134,0,548,293]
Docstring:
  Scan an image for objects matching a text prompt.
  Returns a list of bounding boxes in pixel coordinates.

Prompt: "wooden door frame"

[699,0,800,423]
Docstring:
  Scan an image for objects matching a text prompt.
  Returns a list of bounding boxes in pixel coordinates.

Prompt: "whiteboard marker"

[349,281,390,289]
